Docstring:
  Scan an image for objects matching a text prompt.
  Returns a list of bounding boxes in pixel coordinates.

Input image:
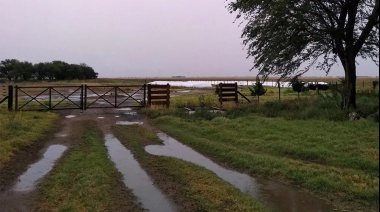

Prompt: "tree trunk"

[342,59,357,110]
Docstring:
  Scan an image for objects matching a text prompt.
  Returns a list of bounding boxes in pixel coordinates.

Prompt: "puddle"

[115,115,120,118]
[117,108,132,111]
[124,112,138,116]
[65,115,76,119]
[116,121,143,126]
[55,133,68,138]
[104,134,175,212]
[13,145,67,192]
[145,133,336,212]
[177,90,191,93]
[97,117,105,119]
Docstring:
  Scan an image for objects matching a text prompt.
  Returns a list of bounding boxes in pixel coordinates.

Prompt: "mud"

[0,116,87,211]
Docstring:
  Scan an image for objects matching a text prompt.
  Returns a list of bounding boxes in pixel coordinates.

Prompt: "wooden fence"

[147,84,170,108]
[218,83,251,104]
[0,86,13,110]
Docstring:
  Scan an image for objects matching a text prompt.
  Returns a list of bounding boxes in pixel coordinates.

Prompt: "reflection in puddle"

[117,108,132,111]
[65,115,76,119]
[55,133,68,138]
[104,134,175,212]
[116,121,143,126]
[13,145,67,192]
[124,112,138,116]
[145,133,335,212]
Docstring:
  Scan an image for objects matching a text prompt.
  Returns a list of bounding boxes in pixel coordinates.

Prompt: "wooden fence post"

[8,85,13,111]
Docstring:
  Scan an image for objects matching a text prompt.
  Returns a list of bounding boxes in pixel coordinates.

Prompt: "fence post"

[166,84,170,108]
[143,84,146,106]
[235,83,238,103]
[81,85,84,111]
[147,84,152,107]
[49,87,52,109]
[114,86,118,108]
[8,85,13,111]
[84,84,87,110]
[277,80,281,101]
[15,85,18,111]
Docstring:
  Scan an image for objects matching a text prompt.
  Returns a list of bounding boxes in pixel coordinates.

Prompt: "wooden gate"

[147,84,170,108]
[218,83,238,104]
[218,83,251,105]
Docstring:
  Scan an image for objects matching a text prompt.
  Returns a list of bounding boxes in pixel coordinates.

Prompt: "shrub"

[248,76,267,102]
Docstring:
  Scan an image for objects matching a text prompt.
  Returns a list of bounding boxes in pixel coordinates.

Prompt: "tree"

[290,76,307,98]
[249,76,267,102]
[228,0,379,110]
[0,59,20,81]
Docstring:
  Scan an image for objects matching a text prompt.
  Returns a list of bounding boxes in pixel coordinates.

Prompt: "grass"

[34,126,143,212]
[112,125,268,212]
[152,114,379,210]
[0,108,58,168]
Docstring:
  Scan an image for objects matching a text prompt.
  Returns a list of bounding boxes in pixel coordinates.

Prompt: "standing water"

[13,145,67,192]
[145,133,336,212]
[104,134,176,212]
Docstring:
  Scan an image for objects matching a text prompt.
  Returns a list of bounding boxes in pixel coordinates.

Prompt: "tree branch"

[354,0,380,55]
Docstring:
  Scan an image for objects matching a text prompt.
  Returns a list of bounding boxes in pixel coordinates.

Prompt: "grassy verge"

[0,109,58,168]
[112,125,268,212]
[153,115,379,210]
[34,125,143,212]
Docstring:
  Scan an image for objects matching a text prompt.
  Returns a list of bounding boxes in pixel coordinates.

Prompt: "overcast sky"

[0,0,378,78]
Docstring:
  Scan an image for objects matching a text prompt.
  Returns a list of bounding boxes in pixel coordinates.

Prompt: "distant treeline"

[0,59,98,82]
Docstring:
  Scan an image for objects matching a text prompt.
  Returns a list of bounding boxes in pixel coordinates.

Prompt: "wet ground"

[146,133,336,212]
[105,134,176,212]
[0,105,342,211]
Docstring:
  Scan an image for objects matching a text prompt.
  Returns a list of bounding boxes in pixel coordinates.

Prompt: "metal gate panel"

[85,85,146,109]
[15,86,83,111]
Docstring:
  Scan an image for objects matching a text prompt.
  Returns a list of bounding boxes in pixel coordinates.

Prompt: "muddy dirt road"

[0,106,340,212]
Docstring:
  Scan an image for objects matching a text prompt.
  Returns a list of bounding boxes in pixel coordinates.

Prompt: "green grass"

[112,125,268,212]
[153,114,379,209]
[34,127,143,212]
[0,108,58,168]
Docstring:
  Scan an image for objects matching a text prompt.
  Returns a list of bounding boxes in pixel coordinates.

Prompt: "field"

[0,77,378,211]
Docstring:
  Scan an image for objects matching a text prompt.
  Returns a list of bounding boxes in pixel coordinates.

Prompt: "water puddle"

[117,108,132,111]
[116,121,143,126]
[97,117,105,119]
[104,134,175,212]
[124,112,138,116]
[145,133,336,212]
[65,115,76,119]
[115,115,120,118]
[55,133,68,138]
[177,90,191,93]
[13,145,67,192]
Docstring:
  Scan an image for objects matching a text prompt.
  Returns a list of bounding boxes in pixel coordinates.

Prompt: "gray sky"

[0,0,378,78]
